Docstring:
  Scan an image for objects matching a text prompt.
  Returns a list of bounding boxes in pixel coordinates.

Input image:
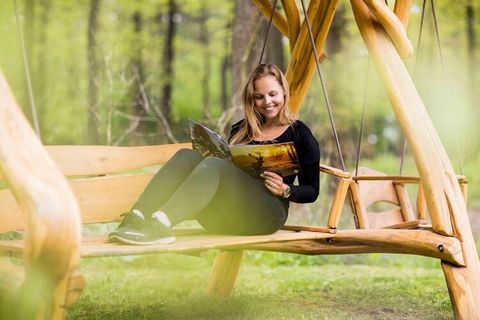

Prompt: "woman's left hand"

[260,171,287,197]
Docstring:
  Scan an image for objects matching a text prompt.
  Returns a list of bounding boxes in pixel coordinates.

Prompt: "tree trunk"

[220,19,231,113]
[466,2,478,154]
[87,0,100,144]
[231,0,263,117]
[326,3,346,57]
[266,25,285,71]
[158,0,178,141]
[129,10,147,145]
[200,2,211,121]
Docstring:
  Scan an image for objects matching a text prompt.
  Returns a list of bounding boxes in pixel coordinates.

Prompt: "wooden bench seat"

[0,228,464,266]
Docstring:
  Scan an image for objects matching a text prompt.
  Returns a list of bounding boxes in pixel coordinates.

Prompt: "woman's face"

[252,75,285,123]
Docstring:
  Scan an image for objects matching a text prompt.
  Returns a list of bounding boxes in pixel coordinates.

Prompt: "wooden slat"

[0,188,23,233]
[384,219,422,229]
[355,168,398,206]
[0,173,154,232]
[394,183,415,221]
[349,182,368,228]
[73,174,153,224]
[282,224,336,234]
[354,175,419,182]
[363,0,413,59]
[0,143,190,180]
[327,177,350,229]
[367,209,404,229]
[0,229,464,266]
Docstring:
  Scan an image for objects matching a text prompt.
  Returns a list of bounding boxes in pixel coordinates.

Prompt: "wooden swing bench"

[0,1,476,317]
[0,142,468,314]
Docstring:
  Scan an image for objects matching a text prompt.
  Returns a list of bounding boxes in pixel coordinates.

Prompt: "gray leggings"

[133,148,287,235]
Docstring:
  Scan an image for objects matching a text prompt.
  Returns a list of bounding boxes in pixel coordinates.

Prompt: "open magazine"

[189,120,300,177]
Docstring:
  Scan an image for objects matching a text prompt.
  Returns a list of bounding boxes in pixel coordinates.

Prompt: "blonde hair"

[229,64,296,145]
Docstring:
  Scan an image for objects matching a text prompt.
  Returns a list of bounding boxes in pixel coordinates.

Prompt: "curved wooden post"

[0,69,81,319]
[350,1,480,318]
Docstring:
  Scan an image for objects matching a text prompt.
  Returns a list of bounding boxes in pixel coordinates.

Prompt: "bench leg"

[441,261,480,319]
[206,250,243,296]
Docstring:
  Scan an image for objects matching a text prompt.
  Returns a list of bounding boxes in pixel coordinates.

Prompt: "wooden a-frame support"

[0,0,478,319]
[206,1,480,318]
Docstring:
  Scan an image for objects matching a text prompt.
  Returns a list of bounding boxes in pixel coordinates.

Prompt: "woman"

[109,64,320,245]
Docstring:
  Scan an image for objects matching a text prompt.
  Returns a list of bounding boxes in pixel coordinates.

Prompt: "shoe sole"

[109,234,176,246]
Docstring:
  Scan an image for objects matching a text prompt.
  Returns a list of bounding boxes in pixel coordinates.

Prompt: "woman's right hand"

[260,171,287,197]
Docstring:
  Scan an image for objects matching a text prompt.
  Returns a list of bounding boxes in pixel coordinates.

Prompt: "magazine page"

[189,120,232,159]
[230,142,300,177]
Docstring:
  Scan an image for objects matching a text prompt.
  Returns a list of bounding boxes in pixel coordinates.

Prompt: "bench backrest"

[0,143,191,233]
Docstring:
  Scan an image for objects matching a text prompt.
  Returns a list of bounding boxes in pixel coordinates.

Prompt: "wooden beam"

[280,0,301,48]
[393,0,413,29]
[320,164,351,179]
[251,0,289,38]
[247,229,464,266]
[206,250,244,296]
[0,68,81,319]
[363,0,413,59]
[286,0,340,114]
[349,182,369,228]
[416,182,427,220]
[442,261,480,319]
[327,177,351,229]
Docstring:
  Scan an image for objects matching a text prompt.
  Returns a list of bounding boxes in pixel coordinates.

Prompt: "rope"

[299,0,346,171]
[354,58,370,176]
[258,0,279,65]
[12,0,41,136]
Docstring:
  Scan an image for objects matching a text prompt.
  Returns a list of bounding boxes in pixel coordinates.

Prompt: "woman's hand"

[260,171,287,197]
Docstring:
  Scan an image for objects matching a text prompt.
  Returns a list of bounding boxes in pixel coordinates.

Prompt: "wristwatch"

[282,185,291,199]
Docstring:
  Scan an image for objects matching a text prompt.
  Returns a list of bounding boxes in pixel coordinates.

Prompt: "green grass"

[64,252,453,320]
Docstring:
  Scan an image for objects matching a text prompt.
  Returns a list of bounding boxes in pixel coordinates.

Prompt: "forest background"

[0,0,479,223]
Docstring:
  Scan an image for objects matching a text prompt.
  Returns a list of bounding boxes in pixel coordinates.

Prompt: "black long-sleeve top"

[229,120,320,205]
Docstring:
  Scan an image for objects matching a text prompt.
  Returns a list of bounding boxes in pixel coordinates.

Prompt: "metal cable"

[355,58,370,176]
[12,0,41,136]
[299,0,346,171]
[259,0,279,65]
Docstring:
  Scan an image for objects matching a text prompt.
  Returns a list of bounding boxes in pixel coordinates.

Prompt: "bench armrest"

[320,164,351,178]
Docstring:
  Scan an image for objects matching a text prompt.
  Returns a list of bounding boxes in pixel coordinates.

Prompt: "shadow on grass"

[70,294,268,320]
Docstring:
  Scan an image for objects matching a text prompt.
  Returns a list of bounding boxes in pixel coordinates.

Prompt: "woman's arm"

[287,160,319,203]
